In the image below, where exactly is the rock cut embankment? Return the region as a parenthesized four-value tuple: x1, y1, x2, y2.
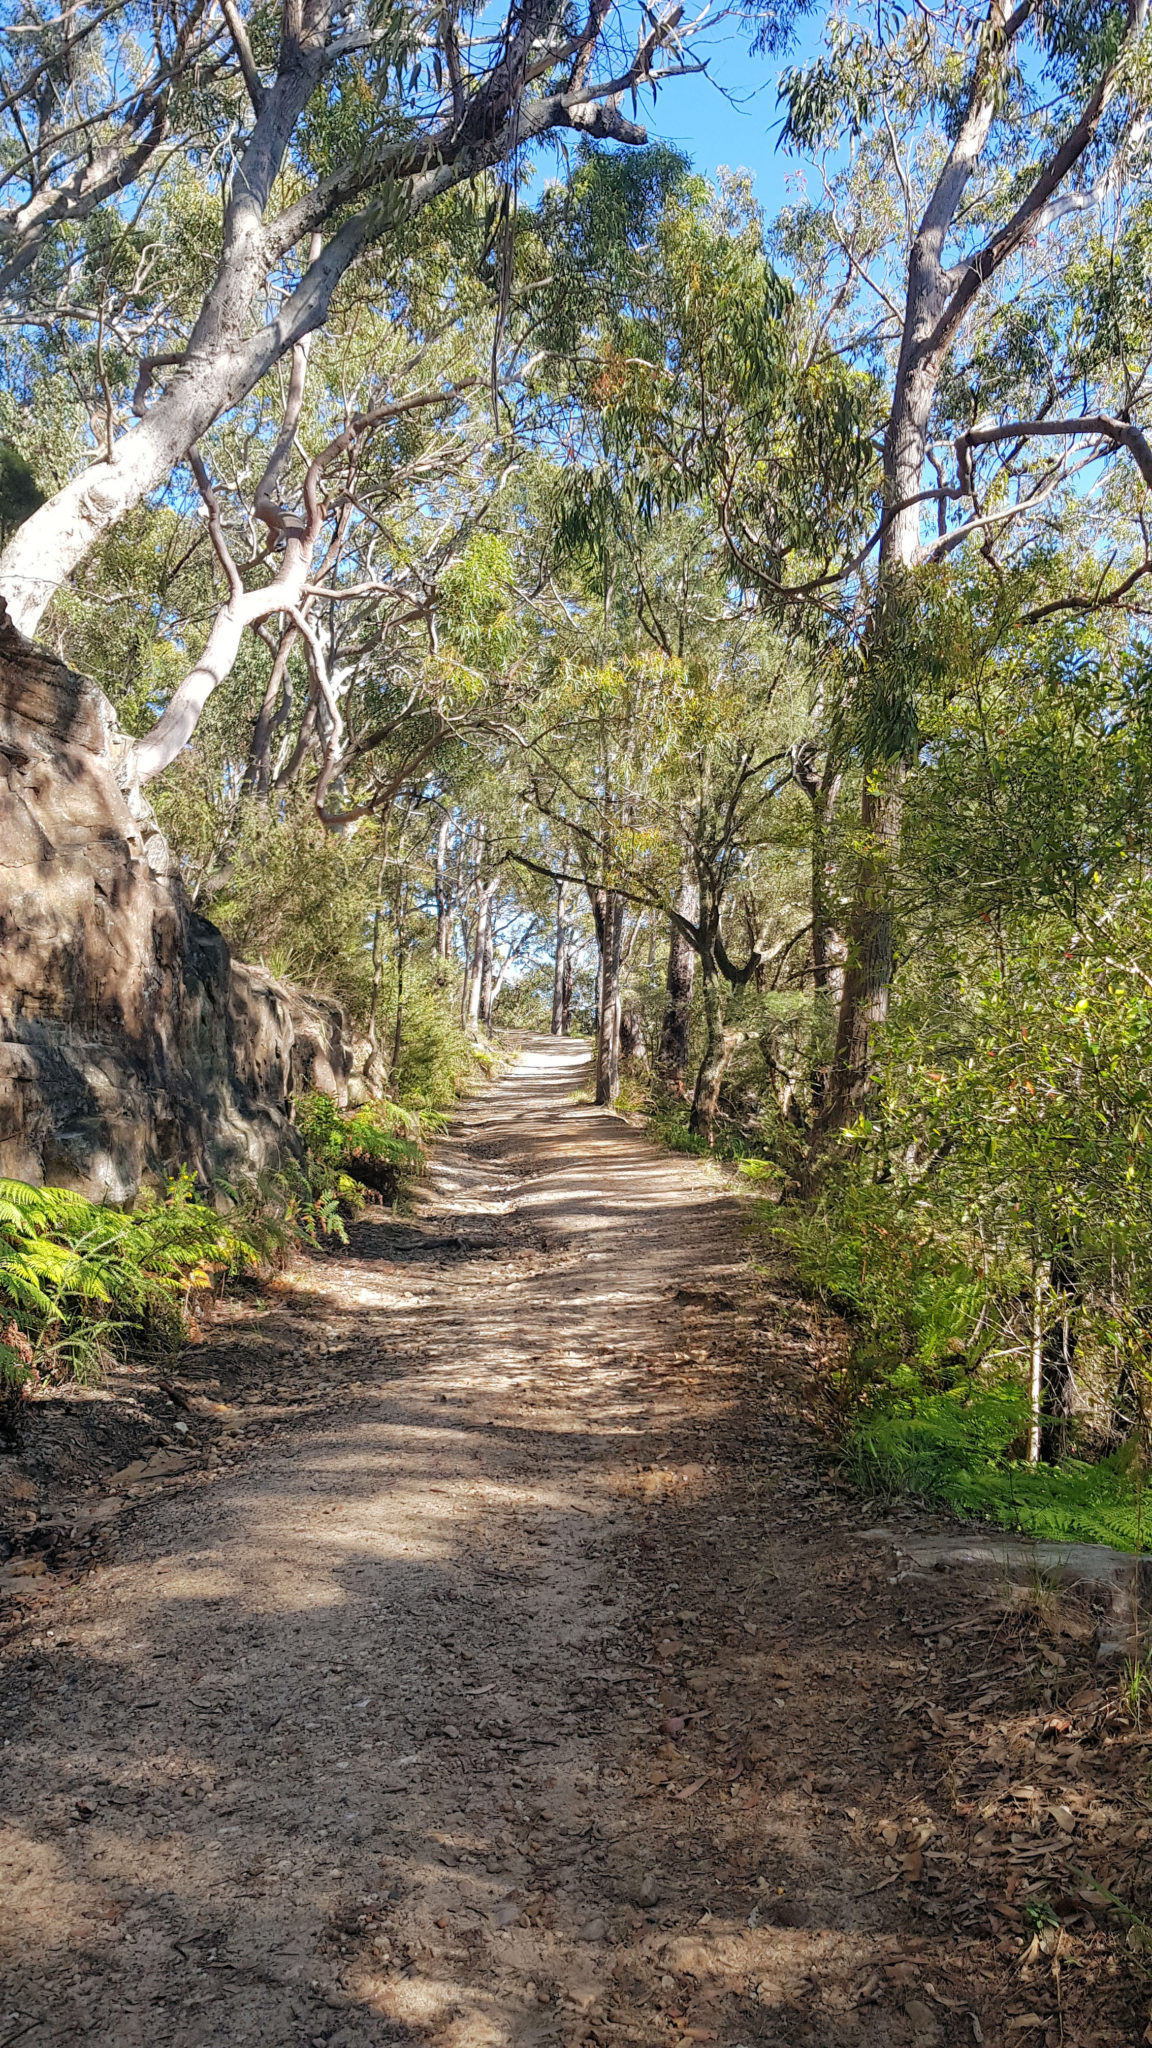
(0, 604, 354, 1200)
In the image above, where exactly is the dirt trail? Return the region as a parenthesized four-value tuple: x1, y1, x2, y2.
(0, 1037, 1147, 2048)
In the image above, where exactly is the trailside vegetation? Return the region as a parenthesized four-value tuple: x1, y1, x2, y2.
(4, 0, 1152, 1539)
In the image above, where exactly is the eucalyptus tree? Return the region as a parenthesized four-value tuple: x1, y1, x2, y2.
(0, 0, 697, 644)
(762, 0, 1152, 1132)
(522, 144, 877, 1108)
(128, 346, 486, 801)
(507, 495, 806, 1126)
(529, 7, 1152, 1134)
(519, 165, 841, 1119)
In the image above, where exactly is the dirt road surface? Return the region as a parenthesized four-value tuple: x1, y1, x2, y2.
(1, 1039, 1147, 2047)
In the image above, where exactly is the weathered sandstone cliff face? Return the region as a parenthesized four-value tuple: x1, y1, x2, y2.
(0, 606, 351, 1200)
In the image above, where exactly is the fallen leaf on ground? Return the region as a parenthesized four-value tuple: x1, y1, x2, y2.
(676, 1776, 708, 1800)
(905, 1997, 940, 2040)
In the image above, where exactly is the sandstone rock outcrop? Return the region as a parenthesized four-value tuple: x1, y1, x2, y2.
(0, 606, 352, 1200)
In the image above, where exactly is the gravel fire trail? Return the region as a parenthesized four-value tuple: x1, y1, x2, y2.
(2, 1036, 1134, 2047)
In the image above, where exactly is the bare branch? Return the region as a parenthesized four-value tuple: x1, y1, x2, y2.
(186, 447, 244, 607)
(957, 413, 1152, 493)
(219, 0, 265, 113)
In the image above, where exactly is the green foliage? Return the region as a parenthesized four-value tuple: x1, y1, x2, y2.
(766, 895, 1152, 1543)
(845, 1386, 1152, 1551)
(528, 157, 879, 591)
(0, 1172, 266, 1385)
(390, 981, 487, 1108)
(645, 1096, 714, 1158)
(0, 439, 44, 545)
(779, 42, 877, 151)
(293, 1093, 426, 1203)
(774, 1179, 992, 1384)
(646, 1087, 783, 1165)
(193, 795, 381, 1025)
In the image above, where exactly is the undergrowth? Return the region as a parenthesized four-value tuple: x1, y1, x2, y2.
(640, 1081, 1152, 1553)
(768, 1175, 1152, 1554)
(0, 1091, 442, 1395)
(0, 1172, 270, 1391)
(293, 1092, 433, 1204)
(844, 1385, 1152, 1551)
(643, 1087, 779, 1169)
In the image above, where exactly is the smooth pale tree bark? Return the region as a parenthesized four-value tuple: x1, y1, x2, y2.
(134, 535, 311, 783)
(550, 880, 569, 1035)
(0, 0, 667, 636)
(130, 380, 459, 786)
(467, 870, 498, 1031)
(814, 0, 1151, 1135)
(489, 918, 539, 1019)
(466, 912, 484, 1027)
(656, 874, 698, 1088)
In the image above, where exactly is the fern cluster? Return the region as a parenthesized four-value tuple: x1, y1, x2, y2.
(0, 1172, 265, 1388)
(847, 1386, 1152, 1553)
(0, 1087, 444, 1392)
(293, 1092, 429, 1204)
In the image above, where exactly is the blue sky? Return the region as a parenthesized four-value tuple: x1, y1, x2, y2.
(638, 23, 820, 220)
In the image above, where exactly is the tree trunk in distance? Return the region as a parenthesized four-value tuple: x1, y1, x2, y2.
(560, 949, 573, 1035)
(368, 903, 385, 1051)
(392, 912, 407, 1075)
(1027, 1258, 1048, 1465)
(592, 888, 624, 1107)
(479, 898, 495, 1030)
(551, 881, 567, 1034)
(592, 928, 603, 1045)
(434, 817, 451, 969)
(656, 877, 698, 1089)
(466, 895, 487, 1029)
(689, 958, 734, 1140)
(1041, 1247, 1080, 1462)
(458, 908, 473, 1029)
(467, 829, 488, 1030)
